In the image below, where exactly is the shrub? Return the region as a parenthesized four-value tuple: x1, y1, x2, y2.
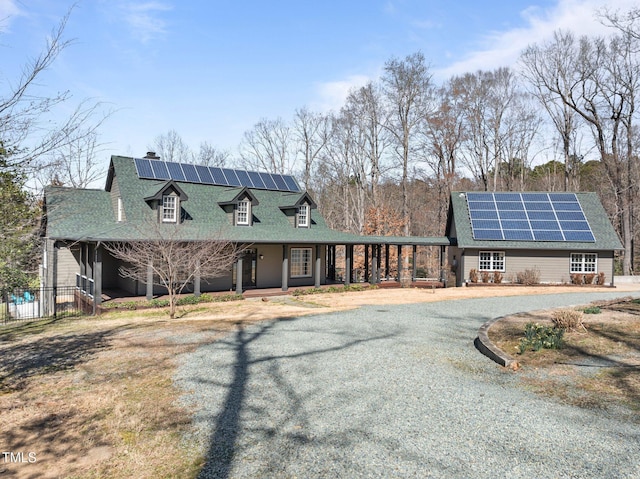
(584, 273, 596, 284)
(597, 272, 606, 285)
(493, 271, 503, 284)
(551, 308, 585, 331)
(469, 268, 479, 283)
(516, 267, 540, 286)
(583, 306, 601, 314)
(570, 273, 583, 285)
(481, 271, 490, 283)
(518, 322, 564, 353)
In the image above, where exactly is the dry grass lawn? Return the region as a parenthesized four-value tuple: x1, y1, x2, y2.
(1, 284, 639, 478)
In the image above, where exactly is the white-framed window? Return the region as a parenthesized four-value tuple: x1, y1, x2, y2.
(162, 194, 177, 222)
(297, 204, 309, 227)
(237, 199, 250, 225)
(290, 247, 312, 277)
(117, 197, 124, 222)
(479, 251, 505, 271)
(570, 253, 597, 273)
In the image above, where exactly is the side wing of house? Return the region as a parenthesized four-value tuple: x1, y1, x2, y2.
(446, 191, 623, 286)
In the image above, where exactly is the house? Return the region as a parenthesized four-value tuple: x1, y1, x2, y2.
(41, 155, 448, 311)
(445, 191, 623, 286)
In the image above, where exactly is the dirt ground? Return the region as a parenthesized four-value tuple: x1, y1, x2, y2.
(1, 283, 639, 479)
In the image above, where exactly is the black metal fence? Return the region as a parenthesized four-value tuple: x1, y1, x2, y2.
(1, 286, 86, 325)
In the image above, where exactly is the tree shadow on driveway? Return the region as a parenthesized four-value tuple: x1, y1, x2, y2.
(189, 315, 400, 479)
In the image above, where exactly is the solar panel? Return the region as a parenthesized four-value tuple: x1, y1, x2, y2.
(134, 158, 154, 179)
(504, 229, 534, 241)
(133, 158, 302, 192)
(181, 163, 200, 183)
(473, 229, 504, 240)
(260, 173, 277, 190)
(271, 174, 287, 190)
(473, 210, 499, 220)
(564, 231, 596, 242)
(466, 192, 595, 242)
(556, 211, 586, 221)
(472, 219, 501, 229)
(195, 165, 215, 184)
(498, 210, 527, 220)
(166, 162, 186, 182)
(235, 170, 253, 188)
(222, 168, 242, 187)
(150, 160, 170, 180)
(502, 220, 530, 230)
(248, 171, 266, 189)
(209, 167, 227, 185)
(283, 175, 300, 192)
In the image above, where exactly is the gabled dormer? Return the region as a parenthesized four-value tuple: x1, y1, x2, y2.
(144, 180, 189, 223)
(280, 192, 317, 228)
(218, 187, 259, 226)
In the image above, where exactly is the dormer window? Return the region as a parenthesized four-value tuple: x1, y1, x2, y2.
(297, 204, 309, 228)
(237, 199, 250, 225)
(162, 194, 177, 222)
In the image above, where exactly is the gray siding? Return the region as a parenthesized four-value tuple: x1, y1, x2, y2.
(459, 248, 614, 285)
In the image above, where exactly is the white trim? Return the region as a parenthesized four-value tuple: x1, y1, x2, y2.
(162, 194, 177, 222)
(237, 199, 250, 225)
(290, 247, 312, 277)
(570, 252, 597, 273)
(117, 197, 124, 222)
(297, 204, 309, 228)
(478, 251, 505, 272)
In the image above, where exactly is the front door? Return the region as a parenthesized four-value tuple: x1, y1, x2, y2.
(233, 249, 257, 290)
(242, 249, 257, 288)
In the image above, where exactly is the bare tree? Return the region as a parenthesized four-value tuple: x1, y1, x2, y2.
(382, 51, 433, 236)
(292, 107, 330, 191)
(239, 118, 293, 174)
(422, 81, 466, 225)
(196, 141, 230, 167)
(104, 224, 242, 318)
(521, 31, 583, 191)
(0, 7, 109, 175)
(342, 82, 390, 209)
(148, 129, 192, 162)
(36, 113, 112, 189)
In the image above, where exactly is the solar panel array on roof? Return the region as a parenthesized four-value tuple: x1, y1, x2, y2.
(134, 158, 301, 192)
(466, 192, 595, 242)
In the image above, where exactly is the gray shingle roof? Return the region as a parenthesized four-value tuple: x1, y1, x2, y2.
(446, 191, 623, 251)
(44, 156, 449, 246)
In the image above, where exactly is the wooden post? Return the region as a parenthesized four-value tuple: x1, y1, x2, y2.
(345, 245, 352, 286)
(282, 245, 289, 291)
(236, 256, 243, 295)
(315, 245, 321, 288)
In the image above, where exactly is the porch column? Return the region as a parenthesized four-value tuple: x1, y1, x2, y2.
(93, 244, 102, 313)
(412, 245, 417, 281)
(236, 256, 243, 295)
(315, 245, 321, 288)
(397, 245, 403, 281)
(364, 245, 369, 282)
(371, 245, 378, 285)
(146, 261, 153, 300)
(439, 245, 446, 283)
(194, 259, 201, 297)
(377, 245, 382, 282)
(282, 245, 289, 291)
(345, 245, 352, 286)
(385, 244, 390, 280)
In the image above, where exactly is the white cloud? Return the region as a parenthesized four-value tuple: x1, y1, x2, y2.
(120, 1, 172, 43)
(312, 75, 371, 113)
(436, 0, 640, 79)
(0, 0, 23, 32)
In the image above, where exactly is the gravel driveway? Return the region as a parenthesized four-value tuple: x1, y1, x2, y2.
(175, 292, 640, 478)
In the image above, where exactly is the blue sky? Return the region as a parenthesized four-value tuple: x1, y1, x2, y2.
(1, 0, 637, 170)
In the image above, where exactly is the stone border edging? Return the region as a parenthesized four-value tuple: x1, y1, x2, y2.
(475, 316, 519, 369)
